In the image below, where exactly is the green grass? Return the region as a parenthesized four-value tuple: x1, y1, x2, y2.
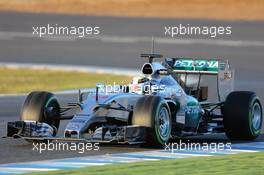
(27, 152, 264, 175)
(0, 68, 131, 94)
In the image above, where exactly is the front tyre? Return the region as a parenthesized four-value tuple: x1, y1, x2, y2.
(21, 91, 61, 134)
(223, 91, 263, 140)
(132, 96, 171, 147)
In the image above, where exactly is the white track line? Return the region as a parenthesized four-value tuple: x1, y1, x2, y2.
(0, 62, 139, 76)
(1, 31, 264, 47)
(229, 149, 259, 153)
(47, 162, 110, 166)
(0, 167, 58, 172)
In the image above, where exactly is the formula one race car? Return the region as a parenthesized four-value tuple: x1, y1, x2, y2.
(6, 54, 263, 147)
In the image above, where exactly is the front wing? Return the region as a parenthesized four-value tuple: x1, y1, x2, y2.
(5, 121, 148, 144)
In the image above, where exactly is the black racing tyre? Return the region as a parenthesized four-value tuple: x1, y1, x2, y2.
(223, 91, 263, 140)
(132, 96, 171, 147)
(21, 91, 61, 133)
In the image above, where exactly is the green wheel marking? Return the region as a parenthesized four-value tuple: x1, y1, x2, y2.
(249, 97, 262, 136)
(154, 102, 171, 145)
(45, 96, 56, 108)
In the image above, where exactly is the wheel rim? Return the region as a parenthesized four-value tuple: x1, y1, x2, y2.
(44, 97, 60, 130)
(158, 107, 170, 139)
(252, 102, 261, 130)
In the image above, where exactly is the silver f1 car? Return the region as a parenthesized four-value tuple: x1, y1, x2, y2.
(6, 54, 263, 147)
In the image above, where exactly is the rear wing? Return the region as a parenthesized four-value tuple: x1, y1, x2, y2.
(165, 58, 234, 102)
(168, 58, 229, 75)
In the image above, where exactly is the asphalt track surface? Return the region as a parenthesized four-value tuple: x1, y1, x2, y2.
(0, 12, 264, 164)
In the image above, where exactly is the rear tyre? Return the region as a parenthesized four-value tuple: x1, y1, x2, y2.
(132, 96, 171, 147)
(223, 91, 262, 140)
(21, 91, 61, 135)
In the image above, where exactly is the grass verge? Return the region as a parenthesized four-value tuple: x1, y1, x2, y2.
(0, 0, 264, 20)
(27, 151, 264, 175)
(0, 67, 131, 94)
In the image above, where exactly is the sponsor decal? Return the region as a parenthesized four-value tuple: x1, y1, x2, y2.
(174, 59, 218, 71)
